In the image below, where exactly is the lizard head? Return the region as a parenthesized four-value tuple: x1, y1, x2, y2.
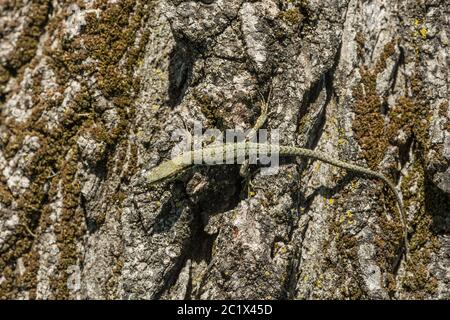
(147, 155, 190, 185)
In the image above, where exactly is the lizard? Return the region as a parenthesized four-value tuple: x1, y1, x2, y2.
(146, 95, 409, 260)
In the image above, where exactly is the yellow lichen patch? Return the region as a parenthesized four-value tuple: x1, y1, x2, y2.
(337, 138, 347, 147)
(419, 27, 428, 40)
(412, 17, 428, 41)
(346, 210, 353, 219)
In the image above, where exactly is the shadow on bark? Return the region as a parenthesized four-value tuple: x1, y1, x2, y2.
(167, 40, 195, 107)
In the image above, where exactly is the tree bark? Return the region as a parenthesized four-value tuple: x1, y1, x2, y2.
(0, 0, 449, 299)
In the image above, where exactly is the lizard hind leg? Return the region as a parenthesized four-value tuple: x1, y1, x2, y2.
(239, 166, 259, 199)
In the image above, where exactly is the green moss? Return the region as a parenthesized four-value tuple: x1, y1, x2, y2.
(44, 0, 148, 297)
(436, 100, 450, 133)
(320, 33, 440, 295)
(0, 0, 151, 298)
(105, 250, 124, 298)
(0, 65, 8, 85)
(0, 0, 51, 101)
(279, 8, 303, 25)
(351, 28, 441, 296)
(6, 1, 50, 70)
(0, 184, 13, 206)
(399, 161, 439, 297)
(352, 39, 396, 168)
(315, 187, 372, 299)
(355, 32, 366, 59)
(351, 40, 410, 272)
(276, 0, 311, 36)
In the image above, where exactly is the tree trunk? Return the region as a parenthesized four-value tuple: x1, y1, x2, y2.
(0, 0, 448, 299)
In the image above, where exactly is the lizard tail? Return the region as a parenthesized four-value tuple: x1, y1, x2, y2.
(282, 146, 409, 260)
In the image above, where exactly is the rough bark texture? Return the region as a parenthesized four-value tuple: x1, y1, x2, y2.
(0, 0, 449, 299)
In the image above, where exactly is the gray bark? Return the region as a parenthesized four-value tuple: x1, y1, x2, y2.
(0, 0, 449, 299)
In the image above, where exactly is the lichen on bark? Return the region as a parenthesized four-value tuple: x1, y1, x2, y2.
(0, 0, 449, 299)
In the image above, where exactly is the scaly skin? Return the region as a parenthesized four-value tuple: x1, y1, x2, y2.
(147, 142, 408, 258)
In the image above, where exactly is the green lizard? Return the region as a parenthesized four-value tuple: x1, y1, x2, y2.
(147, 97, 409, 259)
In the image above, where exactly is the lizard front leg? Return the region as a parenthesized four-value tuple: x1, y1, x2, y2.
(239, 90, 270, 198)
